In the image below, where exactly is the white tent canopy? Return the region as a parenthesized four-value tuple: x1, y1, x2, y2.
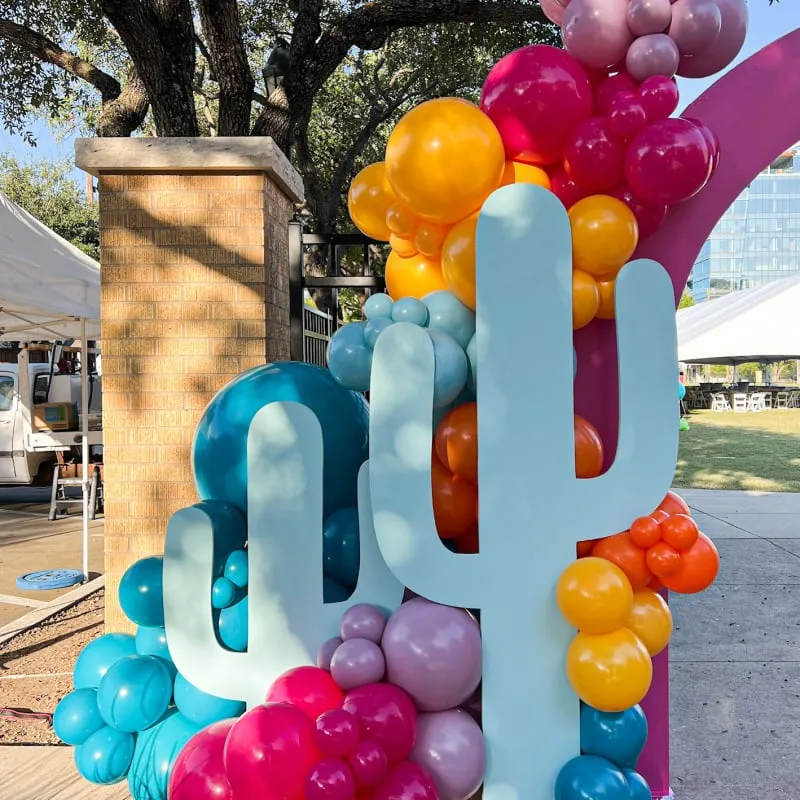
(678, 275, 800, 365)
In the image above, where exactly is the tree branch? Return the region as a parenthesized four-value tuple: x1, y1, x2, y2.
(97, 68, 150, 137)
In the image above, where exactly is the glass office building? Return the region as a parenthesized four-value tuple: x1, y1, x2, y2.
(690, 147, 800, 303)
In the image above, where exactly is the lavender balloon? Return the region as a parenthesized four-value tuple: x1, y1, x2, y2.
(627, 0, 673, 36)
(317, 636, 343, 671)
(410, 710, 486, 800)
(561, 0, 634, 70)
(676, 0, 747, 78)
(626, 33, 680, 80)
(340, 604, 387, 644)
(381, 598, 482, 712)
(330, 638, 386, 691)
(541, 0, 572, 26)
(669, 0, 722, 53)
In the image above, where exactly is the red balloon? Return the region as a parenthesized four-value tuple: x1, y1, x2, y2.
(595, 71, 639, 115)
(223, 703, 321, 800)
(550, 168, 588, 211)
(638, 75, 680, 121)
(480, 45, 593, 165)
(371, 761, 438, 800)
(608, 184, 668, 239)
(606, 93, 649, 142)
(168, 718, 234, 800)
(306, 757, 357, 800)
(563, 117, 626, 192)
(266, 666, 344, 721)
(625, 118, 712, 206)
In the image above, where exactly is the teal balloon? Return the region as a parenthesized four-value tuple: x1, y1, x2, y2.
(327, 322, 373, 392)
(74, 725, 135, 785)
(466, 333, 477, 393)
(211, 577, 237, 609)
(218, 595, 248, 651)
(223, 549, 248, 588)
(580, 703, 648, 769)
(97, 655, 173, 733)
(135, 626, 176, 682)
(196, 500, 247, 575)
(119, 557, 164, 628)
(364, 317, 393, 349)
(428, 329, 469, 408)
(324, 575, 352, 603)
(173, 672, 245, 727)
(624, 769, 653, 800)
(54, 688, 105, 746)
(74, 633, 137, 690)
(423, 290, 476, 349)
(193, 362, 369, 518)
(555, 755, 629, 800)
(678, 382, 686, 400)
(364, 293, 394, 320)
(391, 297, 429, 326)
(127, 709, 201, 800)
(323, 507, 359, 589)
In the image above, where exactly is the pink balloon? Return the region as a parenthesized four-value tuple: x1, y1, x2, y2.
(627, 0, 673, 36)
(540, 0, 572, 25)
(223, 703, 321, 800)
(607, 93, 649, 142)
(609, 184, 669, 239)
(306, 758, 357, 800)
(330, 638, 386, 691)
(314, 709, 361, 758)
(480, 45, 593, 165)
(168, 718, 234, 800)
(676, 0, 747, 78)
(639, 75, 680, 120)
(348, 741, 389, 789)
(669, 0, 723, 55)
(595, 71, 639, 115)
(549, 168, 588, 211)
(563, 117, 626, 192)
(561, 0, 634, 70)
(371, 761, 438, 800)
(340, 605, 387, 644)
(625, 118, 712, 205)
(684, 118, 721, 174)
(626, 33, 680, 81)
(266, 666, 344, 721)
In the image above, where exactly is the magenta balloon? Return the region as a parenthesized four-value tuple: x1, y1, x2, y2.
(639, 75, 680, 120)
(561, 0, 634, 70)
(563, 117, 626, 192)
(340, 604, 387, 644)
(381, 598, 482, 713)
(348, 740, 389, 788)
(627, 0, 673, 36)
(306, 757, 357, 800)
(669, 0, 723, 55)
(409, 710, 486, 800)
(595, 71, 639, 115)
(541, 0, 571, 25)
(676, 0, 747, 78)
(314, 709, 361, 758)
(372, 761, 438, 800)
(550, 168, 588, 211)
(607, 93, 649, 142)
(330, 638, 386, 691)
(317, 637, 343, 671)
(480, 45, 593, 165)
(625, 118, 712, 205)
(626, 33, 680, 81)
(608, 184, 669, 239)
(168, 718, 234, 800)
(684, 118, 721, 174)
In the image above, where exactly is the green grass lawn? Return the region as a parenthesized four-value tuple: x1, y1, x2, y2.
(674, 409, 800, 492)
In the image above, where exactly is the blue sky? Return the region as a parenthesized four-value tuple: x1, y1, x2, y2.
(0, 1, 797, 181)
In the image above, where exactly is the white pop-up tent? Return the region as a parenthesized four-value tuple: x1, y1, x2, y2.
(0, 189, 100, 582)
(678, 275, 800, 365)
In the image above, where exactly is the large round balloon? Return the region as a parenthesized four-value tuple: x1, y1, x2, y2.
(323, 507, 360, 590)
(569, 196, 639, 278)
(441, 215, 478, 311)
(563, 118, 625, 194)
(561, 0, 634, 70)
(266, 666, 344, 721)
(555, 754, 630, 800)
(675, 0, 748, 79)
(174, 673, 245, 728)
(193, 362, 369, 518)
(626, 589, 673, 656)
(659, 531, 720, 593)
(168, 718, 235, 800)
(73, 633, 138, 690)
(385, 97, 505, 225)
(580, 703, 648, 769)
(348, 162, 394, 241)
(119, 556, 165, 628)
(327, 323, 373, 393)
(386, 251, 447, 302)
(75, 725, 136, 785)
(54, 688, 105, 746)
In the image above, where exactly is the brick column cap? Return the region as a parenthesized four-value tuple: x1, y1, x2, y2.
(76, 136, 304, 204)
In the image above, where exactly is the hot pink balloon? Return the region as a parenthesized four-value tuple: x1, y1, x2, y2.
(627, 0, 673, 36)
(540, 0, 572, 26)
(669, 0, 723, 55)
(348, 741, 389, 789)
(549, 168, 588, 211)
(639, 75, 680, 120)
(684, 118, 721, 174)
(609, 184, 669, 239)
(561, 0, 634, 70)
(314, 709, 361, 758)
(563, 117, 626, 192)
(595, 71, 639, 115)
(371, 761, 438, 800)
(306, 758, 357, 800)
(607, 93, 649, 142)
(168, 718, 234, 800)
(626, 33, 680, 81)
(676, 0, 748, 78)
(266, 666, 344, 721)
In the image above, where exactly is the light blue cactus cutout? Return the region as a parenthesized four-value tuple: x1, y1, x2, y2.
(368, 184, 679, 799)
(163, 402, 404, 709)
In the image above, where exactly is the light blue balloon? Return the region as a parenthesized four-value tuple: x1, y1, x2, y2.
(127, 709, 201, 800)
(364, 293, 394, 320)
(74, 633, 137, 690)
(466, 333, 477, 394)
(193, 362, 369, 519)
(74, 725, 135, 785)
(624, 769, 653, 800)
(135, 627, 171, 663)
(218, 595, 248, 651)
(322, 507, 360, 589)
(173, 672, 245, 727)
(324, 575, 352, 603)
(119, 557, 164, 628)
(327, 322, 373, 392)
(211, 576, 237, 609)
(54, 688, 105, 746)
(423, 290, 476, 349)
(223, 549, 248, 588)
(574, 347, 578, 380)
(97, 655, 173, 733)
(364, 317, 393, 349)
(678, 381, 686, 400)
(580, 703, 648, 769)
(555, 755, 629, 800)
(391, 297, 429, 326)
(428, 329, 469, 408)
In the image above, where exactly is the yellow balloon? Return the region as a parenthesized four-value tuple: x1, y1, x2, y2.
(556, 556, 634, 634)
(626, 590, 673, 656)
(386, 203, 419, 238)
(572, 270, 600, 331)
(385, 251, 446, 301)
(414, 222, 450, 258)
(569, 195, 639, 277)
(390, 234, 419, 259)
(596, 274, 616, 320)
(347, 162, 394, 241)
(441, 214, 478, 311)
(566, 629, 653, 712)
(500, 161, 552, 190)
(385, 98, 505, 225)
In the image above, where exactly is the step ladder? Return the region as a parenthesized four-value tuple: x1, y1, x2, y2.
(48, 462, 104, 521)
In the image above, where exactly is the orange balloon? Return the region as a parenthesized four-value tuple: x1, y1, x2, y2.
(386, 203, 420, 238)
(629, 516, 662, 549)
(596, 275, 616, 320)
(574, 415, 604, 478)
(651, 510, 670, 524)
(573, 270, 600, 330)
(648, 576, 665, 592)
(385, 97, 505, 225)
(593, 532, 652, 591)
(645, 542, 682, 577)
(390, 233, 418, 258)
(577, 540, 595, 558)
(432, 457, 478, 540)
(386, 251, 446, 301)
(660, 532, 720, 594)
(455, 524, 479, 554)
(441, 214, 478, 311)
(435, 402, 478, 482)
(656, 490, 691, 518)
(415, 222, 450, 258)
(660, 514, 699, 552)
(569, 195, 639, 277)
(347, 162, 394, 240)
(500, 161, 552, 190)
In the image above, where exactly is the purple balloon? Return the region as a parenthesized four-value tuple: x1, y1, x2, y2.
(330, 638, 386, 691)
(676, 0, 747, 78)
(561, 0, 634, 70)
(627, 0, 673, 36)
(669, 0, 723, 55)
(541, 0, 572, 25)
(381, 599, 482, 712)
(317, 636, 343, 671)
(626, 33, 680, 81)
(410, 710, 486, 800)
(340, 604, 387, 644)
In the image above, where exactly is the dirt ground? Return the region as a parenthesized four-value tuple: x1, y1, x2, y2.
(0, 591, 104, 745)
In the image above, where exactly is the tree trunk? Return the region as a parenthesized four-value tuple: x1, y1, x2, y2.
(97, 70, 149, 137)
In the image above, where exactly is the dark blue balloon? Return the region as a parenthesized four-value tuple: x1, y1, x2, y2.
(555, 755, 630, 800)
(193, 362, 369, 518)
(624, 769, 653, 800)
(54, 688, 105, 746)
(119, 557, 164, 628)
(323, 575, 353, 603)
(223, 549, 249, 588)
(195, 500, 247, 575)
(74, 725, 135, 785)
(211, 576, 238, 609)
(580, 703, 648, 769)
(323, 507, 360, 589)
(73, 633, 137, 690)
(218, 595, 248, 651)
(173, 672, 245, 727)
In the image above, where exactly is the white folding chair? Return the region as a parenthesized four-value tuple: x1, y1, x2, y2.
(711, 393, 731, 412)
(733, 393, 748, 413)
(763, 392, 773, 409)
(776, 392, 790, 409)
(747, 393, 765, 412)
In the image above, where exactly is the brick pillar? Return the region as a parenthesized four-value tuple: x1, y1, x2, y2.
(76, 138, 304, 631)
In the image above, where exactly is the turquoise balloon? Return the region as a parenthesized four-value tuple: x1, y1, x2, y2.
(196, 500, 247, 575)
(173, 672, 245, 727)
(223, 549, 248, 588)
(580, 703, 648, 769)
(119, 557, 164, 628)
(74, 725, 135, 785)
(624, 769, 653, 800)
(364, 293, 394, 320)
(211, 576, 237, 609)
(54, 688, 105, 746)
(193, 362, 369, 518)
(324, 575, 352, 603)
(364, 317, 393, 349)
(218, 595, 248, 651)
(327, 322, 373, 392)
(555, 755, 629, 800)
(391, 297, 429, 326)
(127, 710, 201, 800)
(74, 633, 137, 690)
(97, 655, 173, 733)
(466, 333, 477, 393)
(423, 290, 476, 349)
(135, 626, 176, 682)
(678, 382, 686, 400)
(428, 329, 469, 408)
(323, 507, 359, 589)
